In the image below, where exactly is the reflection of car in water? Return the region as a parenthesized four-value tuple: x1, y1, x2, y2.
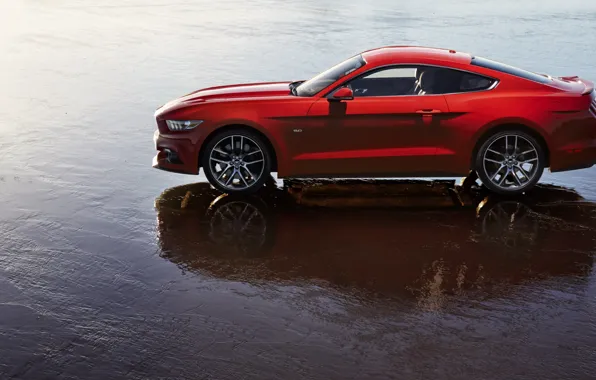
(155, 180, 594, 301)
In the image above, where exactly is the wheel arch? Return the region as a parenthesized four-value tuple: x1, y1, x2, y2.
(471, 121, 551, 169)
(198, 123, 279, 172)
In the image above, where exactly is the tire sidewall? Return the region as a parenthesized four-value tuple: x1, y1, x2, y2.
(475, 130, 545, 195)
(201, 129, 272, 194)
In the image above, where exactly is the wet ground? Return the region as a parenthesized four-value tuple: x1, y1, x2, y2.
(2, 0, 596, 379)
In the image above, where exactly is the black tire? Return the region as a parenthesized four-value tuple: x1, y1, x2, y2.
(201, 128, 272, 195)
(204, 194, 276, 257)
(475, 130, 545, 195)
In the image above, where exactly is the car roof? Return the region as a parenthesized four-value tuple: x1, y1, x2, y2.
(361, 46, 472, 66)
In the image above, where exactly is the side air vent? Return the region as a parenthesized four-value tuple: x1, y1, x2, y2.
(590, 92, 596, 118)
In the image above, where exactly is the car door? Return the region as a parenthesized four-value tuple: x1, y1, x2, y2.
(429, 68, 500, 175)
(288, 66, 450, 177)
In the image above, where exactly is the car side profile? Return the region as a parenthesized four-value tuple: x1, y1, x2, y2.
(153, 46, 596, 194)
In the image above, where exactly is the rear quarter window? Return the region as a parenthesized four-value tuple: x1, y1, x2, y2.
(471, 56, 551, 85)
(459, 73, 494, 91)
(433, 68, 495, 94)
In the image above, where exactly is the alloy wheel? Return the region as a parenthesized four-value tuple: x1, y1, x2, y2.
(482, 134, 540, 191)
(208, 135, 266, 191)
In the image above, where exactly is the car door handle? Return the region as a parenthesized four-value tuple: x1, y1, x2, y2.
(416, 109, 442, 114)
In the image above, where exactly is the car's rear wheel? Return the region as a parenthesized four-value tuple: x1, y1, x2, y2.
(475, 130, 545, 195)
(201, 129, 271, 194)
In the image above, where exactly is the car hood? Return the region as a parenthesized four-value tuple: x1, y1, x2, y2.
(182, 81, 292, 101)
(155, 81, 294, 117)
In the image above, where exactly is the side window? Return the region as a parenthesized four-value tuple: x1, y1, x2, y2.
(433, 69, 495, 94)
(346, 66, 495, 97)
(349, 67, 420, 97)
(459, 73, 494, 91)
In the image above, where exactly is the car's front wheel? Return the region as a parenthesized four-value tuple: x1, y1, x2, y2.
(475, 130, 545, 195)
(201, 129, 271, 194)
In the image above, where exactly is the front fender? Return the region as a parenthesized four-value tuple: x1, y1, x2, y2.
(204, 118, 287, 175)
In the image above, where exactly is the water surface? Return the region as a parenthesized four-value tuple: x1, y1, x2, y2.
(1, 0, 596, 379)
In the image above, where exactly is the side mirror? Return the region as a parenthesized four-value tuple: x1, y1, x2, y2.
(330, 87, 354, 101)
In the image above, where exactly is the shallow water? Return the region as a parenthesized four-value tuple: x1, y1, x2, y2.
(1, 0, 596, 379)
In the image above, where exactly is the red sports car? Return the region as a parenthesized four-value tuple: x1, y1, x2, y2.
(153, 46, 596, 194)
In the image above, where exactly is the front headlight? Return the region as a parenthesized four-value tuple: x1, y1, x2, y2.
(165, 120, 204, 131)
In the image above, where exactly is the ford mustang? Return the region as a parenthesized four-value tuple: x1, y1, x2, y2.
(153, 46, 596, 194)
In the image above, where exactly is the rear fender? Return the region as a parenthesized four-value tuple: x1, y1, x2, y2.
(470, 117, 551, 167)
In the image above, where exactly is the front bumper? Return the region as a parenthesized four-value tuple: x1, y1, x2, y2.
(153, 130, 199, 175)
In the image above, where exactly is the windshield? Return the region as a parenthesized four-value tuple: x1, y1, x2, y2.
(296, 55, 365, 97)
(471, 56, 551, 85)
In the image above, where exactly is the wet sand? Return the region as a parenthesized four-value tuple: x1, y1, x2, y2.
(2, 0, 596, 379)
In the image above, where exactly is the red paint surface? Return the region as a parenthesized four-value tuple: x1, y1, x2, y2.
(294, 147, 441, 160)
(153, 46, 596, 177)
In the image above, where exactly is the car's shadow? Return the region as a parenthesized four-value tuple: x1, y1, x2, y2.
(155, 179, 596, 301)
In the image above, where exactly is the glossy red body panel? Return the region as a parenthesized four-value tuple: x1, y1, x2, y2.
(153, 46, 596, 177)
